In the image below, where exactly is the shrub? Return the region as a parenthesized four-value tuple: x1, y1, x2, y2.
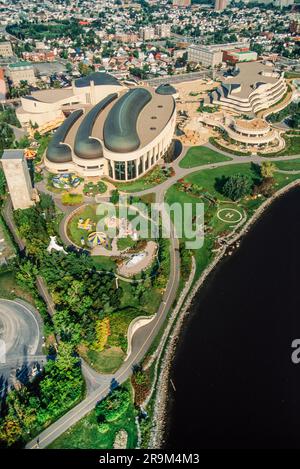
(93, 318, 110, 352)
(98, 423, 110, 433)
(61, 193, 83, 205)
(96, 387, 130, 423)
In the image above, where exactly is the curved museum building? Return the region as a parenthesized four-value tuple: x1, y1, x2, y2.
(43, 78, 176, 180)
(16, 72, 124, 128)
(209, 62, 287, 114)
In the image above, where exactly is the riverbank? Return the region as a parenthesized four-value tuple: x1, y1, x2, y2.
(149, 178, 300, 448)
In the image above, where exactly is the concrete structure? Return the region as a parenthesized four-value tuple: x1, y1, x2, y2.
(7, 62, 36, 86)
(139, 27, 155, 41)
(173, 0, 191, 6)
(0, 41, 13, 58)
(209, 62, 287, 114)
(44, 82, 176, 181)
(187, 41, 250, 68)
(223, 49, 258, 64)
(155, 24, 171, 38)
(199, 112, 280, 147)
(275, 0, 294, 7)
(16, 72, 123, 128)
(1, 149, 35, 210)
(214, 0, 227, 11)
(290, 15, 300, 34)
(0, 69, 6, 101)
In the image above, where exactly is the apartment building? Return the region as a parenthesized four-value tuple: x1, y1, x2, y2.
(187, 41, 251, 67)
(139, 27, 155, 41)
(155, 24, 171, 38)
(0, 41, 13, 58)
(7, 62, 37, 86)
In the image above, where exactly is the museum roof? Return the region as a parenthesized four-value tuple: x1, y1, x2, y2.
(75, 72, 121, 88)
(220, 62, 281, 99)
(74, 93, 118, 159)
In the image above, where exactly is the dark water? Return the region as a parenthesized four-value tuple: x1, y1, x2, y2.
(165, 187, 300, 449)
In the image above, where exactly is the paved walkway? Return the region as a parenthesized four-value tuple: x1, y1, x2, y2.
(26, 142, 300, 449)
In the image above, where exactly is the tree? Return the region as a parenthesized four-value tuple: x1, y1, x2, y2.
(261, 161, 276, 179)
(221, 174, 252, 201)
(0, 168, 6, 195)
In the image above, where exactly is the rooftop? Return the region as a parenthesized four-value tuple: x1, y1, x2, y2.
(8, 61, 33, 69)
(220, 62, 281, 99)
(235, 118, 269, 130)
(75, 72, 121, 88)
(1, 149, 25, 160)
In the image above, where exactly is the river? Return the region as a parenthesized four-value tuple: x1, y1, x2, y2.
(165, 186, 300, 449)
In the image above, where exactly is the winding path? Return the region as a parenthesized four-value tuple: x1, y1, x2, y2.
(26, 141, 300, 449)
(0, 299, 44, 393)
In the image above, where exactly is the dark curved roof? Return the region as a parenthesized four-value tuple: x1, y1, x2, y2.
(75, 72, 121, 88)
(74, 93, 118, 160)
(46, 109, 83, 163)
(155, 84, 177, 95)
(103, 88, 152, 153)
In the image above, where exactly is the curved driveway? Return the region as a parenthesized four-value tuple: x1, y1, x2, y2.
(0, 299, 44, 392)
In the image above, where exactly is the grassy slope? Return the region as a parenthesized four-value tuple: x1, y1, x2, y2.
(48, 384, 137, 449)
(166, 163, 300, 278)
(275, 159, 300, 171)
(179, 146, 232, 169)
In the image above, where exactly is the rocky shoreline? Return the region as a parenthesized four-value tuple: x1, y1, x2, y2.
(149, 179, 300, 449)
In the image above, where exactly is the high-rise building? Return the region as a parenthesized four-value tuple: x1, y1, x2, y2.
(290, 15, 300, 34)
(139, 27, 155, 41)
(1, 149, 35, 210)
(172, 0, 191, 7)
(0, 69, 6, 101)
(214, 0, 227, 11)
(155, 24, 171, 38)
(275, 0, 294, 6)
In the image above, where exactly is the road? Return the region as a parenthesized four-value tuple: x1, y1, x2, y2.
(0, 299, 44, 394)
(26, 142, 300, 449)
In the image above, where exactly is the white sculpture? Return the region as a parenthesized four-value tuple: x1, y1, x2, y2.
(47, 236, 67, 255)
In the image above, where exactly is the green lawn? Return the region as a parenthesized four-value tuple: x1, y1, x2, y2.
(84, 347, 125, 374)
(67, 205, 98, 247)
(91, 255, 116, 272)
(117, 236, 136, 251)
(0, 270, 34, 303)
(275, 159, 300, 171)
(48, 384, 137, 449)
(112, 167, 168, 193)
(179, 146, 232, 169)
(165, 163, 300, 278)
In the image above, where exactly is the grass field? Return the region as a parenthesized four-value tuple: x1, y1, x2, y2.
(179, 146, 232, 169)
(165, 163, 300, 278)
(83, 347, 125, 374)
(275, 159, 300, 171)
(91, 255, 117, 272)
(0, 270, 34, 303)
(48, 383, 137, 449)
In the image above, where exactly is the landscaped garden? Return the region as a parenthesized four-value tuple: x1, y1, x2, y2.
(179, 145, 232, 169)
(165, 162, 300, 278)
(113, 166, 173, 193)
(48, 384, 137, 449)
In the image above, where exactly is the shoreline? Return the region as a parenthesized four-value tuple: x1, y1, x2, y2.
(148, 178, 300, 449)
